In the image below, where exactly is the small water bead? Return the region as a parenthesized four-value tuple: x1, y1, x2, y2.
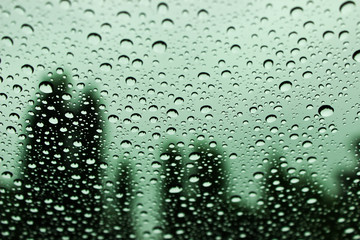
(162, 18, 174, 28)
(263, 59, 273, 69)
(22, 64, 34, 75)
(352, 50, 360, 62)
(323, 31, 334, 40)
(2, 36, 14, 46)
(230, 44, 241, 53)
(318, 105, 334, 117)
(87, 33, 102, 44)
(340, 1, 355, 14)
(197, 9, 209, 19)
(39, 81, 53, 93)
(152, 41, 167, 53)
(117, 11, 131, 21)
(157, 2, 168, 14)
(100, 63, 112, 72)
(198, 72, 210, 81)
(189, 152, 201, 161)
(200, 105, 212, 113)
(189, 175, 199, 183)
(290, 7, 303, 18)
(279, 81, 292, 92)
(132, 59, 143, 68)
(174, 97, 184, 105)
(118, 55, 130, 64)
(253, 172, 264, 179)
(21, 24, 34, 34)
(303, 71, 313, 79)
(121, 140, 132, 148)
(230, 195, 242, 203)
(108, 115, 119, 123)
(125, 77, 136, 86)
(120, 39, 133, 48)
(265, 114, 277, 123)
(166, 109, 178, 118)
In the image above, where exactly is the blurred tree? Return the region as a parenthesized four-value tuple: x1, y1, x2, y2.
(11, 72, 105, 239)
(332, 137, 360, 238)
(160, 141, 190, 239)
(259, 152, 334, 240)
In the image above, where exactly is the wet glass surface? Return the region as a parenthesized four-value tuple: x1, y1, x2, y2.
(0, 0, 360, 239)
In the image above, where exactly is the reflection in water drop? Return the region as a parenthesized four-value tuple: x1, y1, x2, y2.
(39, 82, 53, 93)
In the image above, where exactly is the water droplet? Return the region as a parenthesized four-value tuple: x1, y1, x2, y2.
(1, 171, 13, 179)
(166, 109, 178, 118)
(60, 0, 71, 9)
(303, 141, 313, 148)
(49, 117, 58, 124)
(125, 77, 136, 86)
(87, 33, 102, 44)
(162, 18, 174, 28)
(189, 152, 201, 161)
(198, 72, 210, 81)
(21, 24, 34, 34)
(152, 41, 167, 53)
(157, 2, 168, 14)
(2, 36, 13, 46)
(230, 44, 241, 53)
(352, 50, 360, 62)
(120, 39, 133, 48)
(290, 7, 303, 18)
(121, 140, 132, 148)
(318, 105, 334, 117)
(6, 126, 16, 134)
(303, 71, 313, 79)
(279, 81, 292, 92)
(21, 64, 34, 75)
(307, 198, 317, 204)
(263, 59, 273, 69)
(132, 59, 143, 68)
(265, 114, 277, 123)
(151, 161, 161, 169)
(323, 31, 334, 40)
(200, 105, 212, 113)
(118, 55, 130, 64)
(340, 1, 355, 14)
(197, 9, 209, 19)
(100, 63, 112, 72)
(169, 186, 182, 193)
(189, 175, 199, 183)
(39, 81, 53, 93)
(117, 11, 131, 21)
(108, 115, 119, 123)
(230, 195, 241, 203)
(253, 172, 264, 179)
(174, 97, 184, 105)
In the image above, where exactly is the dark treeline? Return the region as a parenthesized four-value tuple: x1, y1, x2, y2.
(0, 70, 360, 239)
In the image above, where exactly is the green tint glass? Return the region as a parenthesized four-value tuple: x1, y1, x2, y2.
(0, 0, 360, 239)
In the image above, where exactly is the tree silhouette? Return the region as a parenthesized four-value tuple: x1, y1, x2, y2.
(332, 136, 360, 238)
(259, 152, 335, 240)
(9, 71, 105, 239)
(160, 141, 190, 239)
(107, 159, 135, 239)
